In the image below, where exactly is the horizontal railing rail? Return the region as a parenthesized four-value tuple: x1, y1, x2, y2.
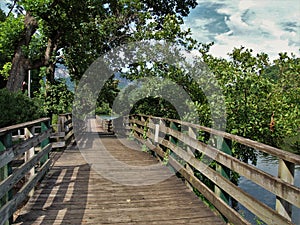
(128, 114, 300, 225)
(0, 118, 52, 225)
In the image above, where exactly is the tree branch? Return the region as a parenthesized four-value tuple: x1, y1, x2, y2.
(6, 0, 18, 17)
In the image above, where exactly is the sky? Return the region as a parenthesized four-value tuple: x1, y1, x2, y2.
(0, 1, 7, 10)
(183, 0, 300, 60)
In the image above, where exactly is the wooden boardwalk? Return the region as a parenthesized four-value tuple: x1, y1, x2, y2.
(13, 119, 225, 225)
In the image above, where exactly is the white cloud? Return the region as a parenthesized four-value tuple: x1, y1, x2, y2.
(186, 0, 300, 60)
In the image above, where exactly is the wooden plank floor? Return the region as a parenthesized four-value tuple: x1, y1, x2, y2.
(13, 119, 225, 225)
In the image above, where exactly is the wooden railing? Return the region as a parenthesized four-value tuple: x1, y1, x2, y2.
(51, 113, 74, 148)
(128, 114, 300, 225)
(0, 118, 52, 225)
(96, 116, 113, 133)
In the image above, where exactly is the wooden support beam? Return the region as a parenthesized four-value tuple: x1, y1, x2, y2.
(0, 144, 51, 200)
(0, 129, 51, 169)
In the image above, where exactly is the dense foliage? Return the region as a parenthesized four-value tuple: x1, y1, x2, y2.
(201, 47, 300, 154)
(35, 79, 74, 116)
(0, 88, 44, 127)
(119, 44, 299, 155)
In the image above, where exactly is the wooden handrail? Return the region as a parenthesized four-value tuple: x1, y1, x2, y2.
(0, 118, 50, 136)
(128, 114, 300, 225)
(0, 118, 52, 225)
(136, 114, 300, 164)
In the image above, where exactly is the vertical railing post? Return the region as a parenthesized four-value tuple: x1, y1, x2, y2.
(158, 118, 168, 162)
(0, 132, 12, 225)
(186, 126, 196, 190)
(24, 127, 35, 197)
(159, 118, 166, 142)
(276, 159, 294, 221)
(147, 117, 158, 157)
(168, 121, 179, 168)
(169, 121, 178, 145)
(215, 137, 231, 215)
(153, 120, 159, 144)
(129, 115, 136, 138)
(58, 114, 65, 133)
(40, 121, 50, 165)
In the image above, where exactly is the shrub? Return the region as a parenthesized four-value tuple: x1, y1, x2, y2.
(0, 88, 44, 127)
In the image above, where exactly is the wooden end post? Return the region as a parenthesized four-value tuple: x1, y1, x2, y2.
(154, 123, 159, 143)
(159, 119, 167, 161)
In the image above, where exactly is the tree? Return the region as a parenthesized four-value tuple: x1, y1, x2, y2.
(268, 53, 300, 152)
(199, 45, 300, 160)
(1, 0, 197, 92)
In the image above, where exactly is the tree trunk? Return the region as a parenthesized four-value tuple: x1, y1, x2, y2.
(45, 36, 60, 83)
(46, 63, 56, 84)
(6, 12, 38, 92)
(6, 11, 62, 92)
(6, 54, 28, 92)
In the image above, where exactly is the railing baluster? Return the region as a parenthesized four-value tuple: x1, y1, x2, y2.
(24, 127, 35, 197)
(40, 121, 50, 165)
(276, 159, 295, 221)
(186, 126, 196, 190)
(214, 136, 231, 207)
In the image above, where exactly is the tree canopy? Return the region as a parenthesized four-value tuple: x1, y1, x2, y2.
(0, 0, 197, 91)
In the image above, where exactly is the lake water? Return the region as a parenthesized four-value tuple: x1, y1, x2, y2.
(97, 115, 119, 120)
(238, 153, 300, 224)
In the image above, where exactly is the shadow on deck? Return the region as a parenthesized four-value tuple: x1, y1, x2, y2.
(13, 120, 225, 225)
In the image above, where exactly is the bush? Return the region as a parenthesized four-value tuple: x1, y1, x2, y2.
(0, 88, 44, 127)
(36, 79, 74, 116)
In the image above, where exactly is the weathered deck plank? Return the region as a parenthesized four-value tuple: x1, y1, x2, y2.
(13, 119, 225, 225)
